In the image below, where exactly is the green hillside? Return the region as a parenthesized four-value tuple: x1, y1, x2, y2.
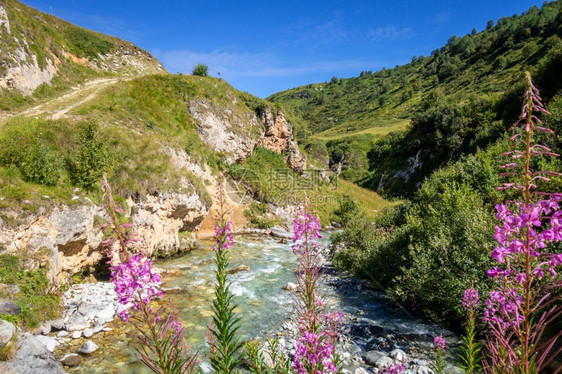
(0, 0, 163, 113)
(270, 1, 562, 193)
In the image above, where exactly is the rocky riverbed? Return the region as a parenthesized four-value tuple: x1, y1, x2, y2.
(0, 232, 462, 373)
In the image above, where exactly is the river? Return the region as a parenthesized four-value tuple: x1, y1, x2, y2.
(67, 232, 459, 373)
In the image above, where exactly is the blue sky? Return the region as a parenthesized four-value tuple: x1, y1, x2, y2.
(22, 0, 544, 98)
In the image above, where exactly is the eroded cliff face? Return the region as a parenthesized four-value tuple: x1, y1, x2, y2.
(259, 107, 307, 172)
(189, 99, 306, 172)
(0, 168, 209, 287)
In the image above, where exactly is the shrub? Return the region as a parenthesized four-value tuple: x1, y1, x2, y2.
(67, 122, 113, 190)
(21, 143, 64, 186)
(192, 63, 209, 77)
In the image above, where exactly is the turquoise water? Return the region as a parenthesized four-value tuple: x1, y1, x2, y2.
(68, 233, 457, 373)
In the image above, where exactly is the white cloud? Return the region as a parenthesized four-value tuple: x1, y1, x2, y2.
(368, 25, 411, 41)
(157, 49, 373, 79)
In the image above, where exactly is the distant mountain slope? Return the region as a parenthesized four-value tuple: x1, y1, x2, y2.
(0, 0, 164, 110)
(269, 2, 562, 136)
(269, 1, 562, 195)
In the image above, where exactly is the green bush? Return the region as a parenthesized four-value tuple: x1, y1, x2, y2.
(67, 122, 113, 190)
(332, 196, 359, 226)
(0, 255, 61, 328)
(21, 143, 64, 186)
(244, 202, 275, 229)
(192, 63, 209, 77)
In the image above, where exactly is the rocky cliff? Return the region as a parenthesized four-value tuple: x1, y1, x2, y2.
(0, 0, 164, 95)
(0, 175, 208, 287)
(190, 99, 306, 172)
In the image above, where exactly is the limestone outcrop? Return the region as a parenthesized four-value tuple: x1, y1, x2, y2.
(0, 180, 208, 287)
(259, 107, 307, 173)
(189, 99, 262, 163)
(189, 99, 306, 172)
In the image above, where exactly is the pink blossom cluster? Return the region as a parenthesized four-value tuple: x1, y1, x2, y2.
(213, 220, 234, 251)
(433, 335, 446, 351)
(381, 362, 406, 374)
(292, 210, 322, 254)
(110, 254, 163, 322)
(462, 287, 479, 312)
(491, 196, 562, 274)
(293, 332, 337, 374)
(483, 289, 524, 329)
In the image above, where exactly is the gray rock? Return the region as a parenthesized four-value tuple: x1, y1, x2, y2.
(0, 283, 20, 295)
(0, 298, 21, 315)
(270, 226, 292, 239)
(61, 353, 82, 367)
(71, 331, 81, 339)
(355, 368, 369, 374)
(389, 349, 406, 362)
(364, 351, 385, 366)
(285, 282, 298, 291)
(92, 324, 104, 334)
(375, 356, 394, 369)
(56, 331, 68, 338)
(227, 265, 251, 274)
(0, 320, 16, 348)
(78, 302, 105, 320)
(82, 328, 94, 338)
(66, 315, 89, 331)
(0, 333, 66, 373)
(49, 319, 66, 331)
(77, 340, 98, 354)
(34, 335, 59, 352)
(37, 321, 51, 335)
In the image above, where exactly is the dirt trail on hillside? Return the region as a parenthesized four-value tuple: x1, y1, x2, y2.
(0, 77, 129, 124)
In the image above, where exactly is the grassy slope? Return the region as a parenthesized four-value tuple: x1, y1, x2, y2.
(0, 0, 161, 113)
(269, 2, 562, 137)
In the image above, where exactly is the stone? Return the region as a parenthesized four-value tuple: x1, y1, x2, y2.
(34, 334, 59, 353)
(78, 302, 105, 320)
(37, 321, 51, 335)
(61, 353, 82, 367)
(0, 298, 20, 315)
(227, 265, 251, 274)
(92, 324, 104, 334)
(94, 306, 115, 322)
(49, 319, 66, 331)
(66, 314, 89, 331)
(71, 331, 82, 339)
(375, 356, 394, 369)
(162, 286, 183, 294)
(0, 283, 20, 295)
(355, 368, 369, 374)
(0, 320, 16, 348)
(364, 350, 385, 366)
(344, 323, 385, 340)
(269, 226, 292, 239)
(285, 282, 298, 291)
(77, 340, 99, 354)
(0, 333, 66, 373)
(389, 349, 406, 362)
(56, 331, 68, 338)
(82, 328, 94, 338)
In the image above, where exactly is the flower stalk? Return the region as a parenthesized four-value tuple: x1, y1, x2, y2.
(101, 177, 199, 374)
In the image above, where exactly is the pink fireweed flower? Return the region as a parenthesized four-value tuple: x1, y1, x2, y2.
(110, 254, 163, 321)
(292, 209, 322, 254)
(213, 220, 234, 251)
(462, 287, 479, 312)
(433, 335, 446, 351)
(381, 362, 406, 374)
